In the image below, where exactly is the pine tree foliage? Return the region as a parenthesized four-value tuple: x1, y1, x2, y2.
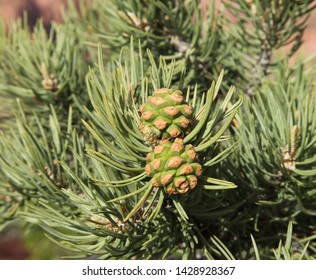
(0, 42, 242, 259)
(223, 0, 316, 94)
(0, 0, 316, 260)
(63, 0, 235, 92)
(0, 17, 89, 128)
(0, 105, 78, 225)
(218, 59, 316, 259)
(63, 0, 315, 93)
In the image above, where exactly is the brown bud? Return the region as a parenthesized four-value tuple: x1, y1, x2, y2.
(151, 158, 162, 171)
(166, 185, 177, 195)
(150, 96, 167, 106)
(144, 164, 151, 175)
(151, 177, 160, 188)
(167, 156, 184, 169)
(153, 118, 169, 130)
(195, 164, 203, 177)
(179, 117, 191, 128)
(160, 173, 174, 186)
(153, 145, 164, 155)
(145, 152, 152, 161)
(168, 127, 182, 138)
(170, 140, 184, 153)
(188, 176, 198, 189)
(138, 104, 145, 112)
(182, 105, 193, 116)
(179, 164, 194, 175)
(163, 106, 180, 117)
(141, 110, 154, 121)
(187, 151, 197, 161)
(169, 93, 184, 103)
(154, 88, 170, 95)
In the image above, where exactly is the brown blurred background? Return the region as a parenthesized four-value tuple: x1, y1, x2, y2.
(0, 0, 315, 259)
(0, 0, 66, 27)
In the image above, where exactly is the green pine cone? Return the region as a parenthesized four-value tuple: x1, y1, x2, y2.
(139, 88, 193, 144)
(145, 138, 202, 195)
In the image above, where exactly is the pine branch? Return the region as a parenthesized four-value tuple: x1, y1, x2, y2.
(62, 0, 238, 93)
(220, 60, 316, 255)
(0, 40, 242, 259)
(0, 16, 89, 128)
(223, 0, 316, 95)
(1, 0, 316, 260)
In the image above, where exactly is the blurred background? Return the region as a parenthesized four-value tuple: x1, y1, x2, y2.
(0, 0, 315, 259)
(0, 0, 67, 28)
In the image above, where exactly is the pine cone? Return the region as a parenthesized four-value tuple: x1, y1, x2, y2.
(139, 88, 193, 145)
(145, 138, 202, 195)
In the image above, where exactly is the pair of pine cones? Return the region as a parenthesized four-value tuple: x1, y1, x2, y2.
(139, 88, 202, 195)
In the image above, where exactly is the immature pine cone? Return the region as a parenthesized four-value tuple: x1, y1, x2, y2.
(139, 88, 193, 145)
(145, 138, 202, 195)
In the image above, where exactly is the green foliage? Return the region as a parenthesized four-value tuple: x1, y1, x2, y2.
(0, 42, 242, 259)
(219, 60, 316, 258)
(63, 0, 235, 92)
(63, 0, 315, 94)
(228, 63, 316, 214)
(224, 0, 315, 53)
(0, 105, 77, 211)
(0, 17, 89, 128)
(0, 0, 316, 260)
(223, 0, 315, 94)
